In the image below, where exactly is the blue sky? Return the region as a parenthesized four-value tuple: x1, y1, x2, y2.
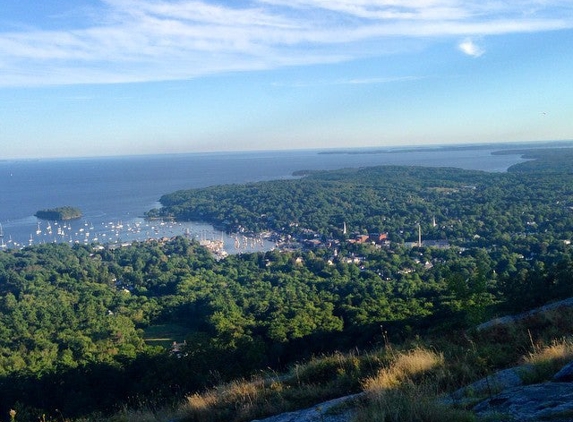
(1, 0, 572, 158)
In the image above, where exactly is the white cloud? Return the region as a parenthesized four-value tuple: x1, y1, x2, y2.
(258, 0, 472, 20)
(0, 0, 571, 86)
(346, 76, 422, 84)
(273, 75, 423, 87)
(458, 37, 485, 57)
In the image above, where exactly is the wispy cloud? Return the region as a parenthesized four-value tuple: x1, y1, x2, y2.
(458, 37, 485, 57)
(346, 76, 423, 84)
(0, 0, 571, 86)
(273, 75, 423, 88)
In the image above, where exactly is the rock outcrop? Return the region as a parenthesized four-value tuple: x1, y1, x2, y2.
(439, 352, 573, 420)
(443, 365, 534, 407)
(554, 361, 573, 382)
(250, 393, 362, 422)
(472, 382, 573, 421)
(476, 297, 573, 332)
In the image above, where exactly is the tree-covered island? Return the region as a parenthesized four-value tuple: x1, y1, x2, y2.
(34, 206, 82, 221)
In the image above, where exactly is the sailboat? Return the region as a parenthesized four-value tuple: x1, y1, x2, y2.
(0, 224, 6, 248)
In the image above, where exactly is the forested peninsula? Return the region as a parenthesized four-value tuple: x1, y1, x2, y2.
(3, 148, 573, 420)
(148, 148, 573, 246)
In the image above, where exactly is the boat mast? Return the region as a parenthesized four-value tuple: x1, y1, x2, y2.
(0, 224, 5, 248)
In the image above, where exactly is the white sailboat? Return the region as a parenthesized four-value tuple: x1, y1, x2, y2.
(0, 224, 6, 248)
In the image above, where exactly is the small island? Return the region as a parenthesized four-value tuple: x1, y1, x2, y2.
(35, 206, 82, 221)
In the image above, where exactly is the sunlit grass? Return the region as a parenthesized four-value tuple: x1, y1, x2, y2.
(521, 336, 573, 384)
(362, 347, 444, 391)
(354, 347, 475, 422)
(525, 336, 573, 366)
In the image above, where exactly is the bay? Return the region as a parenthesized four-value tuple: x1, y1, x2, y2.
(0, 146, 528, 251)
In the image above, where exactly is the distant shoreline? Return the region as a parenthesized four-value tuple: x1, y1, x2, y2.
(2, 139, 573, 162)
(317, 140, 573, 156)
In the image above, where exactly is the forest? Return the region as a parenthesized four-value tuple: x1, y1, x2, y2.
(2, 148, 573, 419)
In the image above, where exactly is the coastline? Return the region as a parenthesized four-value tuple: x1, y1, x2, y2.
(0, 143, 552, 250)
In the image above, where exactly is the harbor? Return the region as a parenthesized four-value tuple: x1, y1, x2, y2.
(0, 217, 275, 256)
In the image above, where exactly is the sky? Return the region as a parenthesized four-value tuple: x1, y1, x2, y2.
(1, 1, 573, 159)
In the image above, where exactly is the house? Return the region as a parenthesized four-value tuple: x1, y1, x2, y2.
(353, 235, 370, 244)
(305, 238, 323, 248)
(371, 233, 388, 243)
(171, 341, 187, 357)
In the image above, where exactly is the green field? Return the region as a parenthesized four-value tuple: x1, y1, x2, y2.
(143, 324, 189, 348)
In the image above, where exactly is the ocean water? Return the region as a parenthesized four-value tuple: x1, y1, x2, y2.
(0, 146, 528, 250)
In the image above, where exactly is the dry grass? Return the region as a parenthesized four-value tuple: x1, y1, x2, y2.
(525, 336, 573, 365)
(102, 346, 473, 422)
(105, 408, 186, 422)
(520, 336, 573, 383)
(125, 349, 388, 422)
(356, 347, 474, 422)
(353, 387, 475, 422)
(179, 376, 289, 422)
(169, 347, 453, 422)
(363, 348, 445, 392)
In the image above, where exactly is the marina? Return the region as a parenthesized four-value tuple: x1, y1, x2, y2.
(0, 217, 274, 255)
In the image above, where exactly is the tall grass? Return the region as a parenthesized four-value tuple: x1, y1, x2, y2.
(525, 336, 573, 366)
(355, 347, 475, 422)
(362, 348, 445, 391)
(521, 336, 573, 383)
(177, 350, 388, 422)
(353, 387, 475, 422)
(98, 349, 388, 422)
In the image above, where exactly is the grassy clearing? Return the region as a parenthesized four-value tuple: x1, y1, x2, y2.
(142, 324, 190, 348)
